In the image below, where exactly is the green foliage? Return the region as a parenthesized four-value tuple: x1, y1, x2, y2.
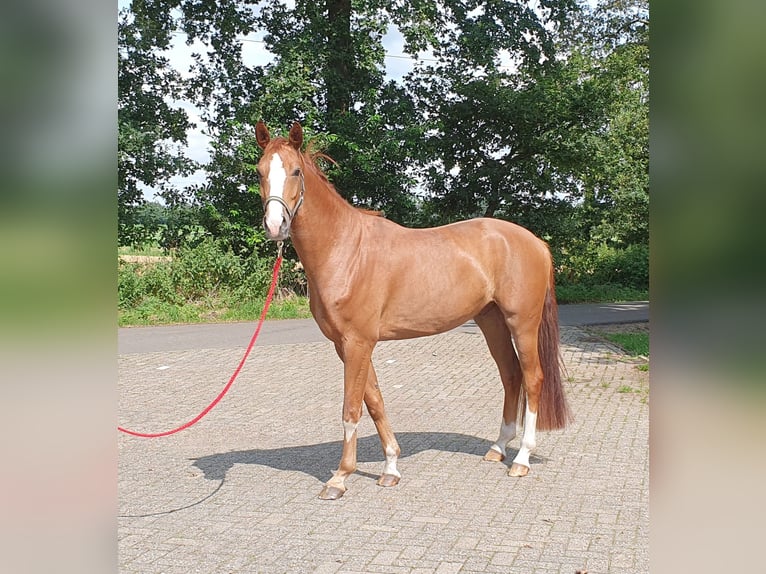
(192, 123, 269, 256)
(554, 283, 647, 305)
(229, 251, 273, 303)
(117, 262, 144, 309)
(119, 296, 205, 326)
(557, 243, 648, 289)
(170, 238, 244, 299)
(118, 259, 179, 311)
(575, 0, 649, 248)
(139, 261, 179, 304)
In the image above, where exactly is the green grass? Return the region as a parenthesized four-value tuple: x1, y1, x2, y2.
(118, 294, 312, 327)
(119, 291, 649, 327)
(602, 332, 649, 357)
(262, 295, 312, 320)
(219, 294, 311, 322)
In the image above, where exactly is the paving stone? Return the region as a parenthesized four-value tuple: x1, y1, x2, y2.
(119, 325, 649, 573)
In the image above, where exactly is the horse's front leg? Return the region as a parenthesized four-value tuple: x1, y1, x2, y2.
(363, 364, 401, 488)
(318, 338, 374, 500)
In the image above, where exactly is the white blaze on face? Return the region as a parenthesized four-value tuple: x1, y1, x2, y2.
(264, 152, 287, 236)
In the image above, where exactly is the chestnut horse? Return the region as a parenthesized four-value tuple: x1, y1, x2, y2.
(255, 121, 571, 500)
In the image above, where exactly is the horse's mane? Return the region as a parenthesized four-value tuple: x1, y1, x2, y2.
(304, 140, 338, 183)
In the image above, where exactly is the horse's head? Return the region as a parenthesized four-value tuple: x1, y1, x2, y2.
(255, 121, 305, 241)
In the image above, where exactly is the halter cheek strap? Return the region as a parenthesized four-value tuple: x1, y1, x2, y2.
(263, 173, 305, 223)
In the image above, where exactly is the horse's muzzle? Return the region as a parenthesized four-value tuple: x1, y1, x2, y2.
(263, 186, 303, 241)
(263, 213, 290, 241)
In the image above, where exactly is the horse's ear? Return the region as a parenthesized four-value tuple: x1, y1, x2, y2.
(288, 121, 303, 150)
(255, 121, 270, 149)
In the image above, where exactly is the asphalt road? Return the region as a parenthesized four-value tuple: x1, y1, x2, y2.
(118, 301, 648, 355)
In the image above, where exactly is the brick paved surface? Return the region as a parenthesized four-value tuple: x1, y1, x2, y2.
(119, 325, 649, 573)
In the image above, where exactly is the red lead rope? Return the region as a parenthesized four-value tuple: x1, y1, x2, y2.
(118, 254, 283, 438)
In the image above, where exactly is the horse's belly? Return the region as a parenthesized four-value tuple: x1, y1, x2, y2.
(376, 253, 495, 339)
(377, 289, 488, 341)
(377, 317, 471, 341)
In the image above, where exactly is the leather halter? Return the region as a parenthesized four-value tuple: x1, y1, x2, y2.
(263, 172, 305, 224)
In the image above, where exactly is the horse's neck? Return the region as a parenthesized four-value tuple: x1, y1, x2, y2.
(290, 171, 362, 279)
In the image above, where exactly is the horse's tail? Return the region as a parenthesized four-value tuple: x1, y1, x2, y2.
(533, 264, 573, 431)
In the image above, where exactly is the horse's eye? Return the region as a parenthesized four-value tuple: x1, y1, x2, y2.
(292, 168, 301, 177)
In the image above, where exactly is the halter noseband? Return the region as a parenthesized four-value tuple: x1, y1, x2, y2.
(263, 172, 305, 224)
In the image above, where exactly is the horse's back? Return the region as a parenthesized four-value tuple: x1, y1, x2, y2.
(365, 214, 542, 246)
(360, 215, 551, 282)
(385, 217, 550, 275)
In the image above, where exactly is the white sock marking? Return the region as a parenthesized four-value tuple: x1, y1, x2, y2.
(490, 420, 517, 457)
(512, 404, 537, 469)
(382, 445, 401, 477)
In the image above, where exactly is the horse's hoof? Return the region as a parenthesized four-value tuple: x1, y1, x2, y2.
(508, 462, 530, 477)
(377, 474, 400, 487)
(318, 485, 346, 500)
(483, 449, 505, 463)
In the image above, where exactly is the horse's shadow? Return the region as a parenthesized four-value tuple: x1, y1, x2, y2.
(191, 432, 545, 483)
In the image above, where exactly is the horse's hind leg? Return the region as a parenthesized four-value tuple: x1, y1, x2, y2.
(504, 316, 544, 477)
(363, 365, 401, 487)
(475, 304, 523, 463)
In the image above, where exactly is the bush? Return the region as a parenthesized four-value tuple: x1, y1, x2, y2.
(596, 243, 649, 288)
(556, 243, 649, 289)
(118, 262, 143, 309)
(141, 261, 180, 304)
(231, 251, 274, 302)
(278, 259, 309, 296)
(170, 237, 245, 299)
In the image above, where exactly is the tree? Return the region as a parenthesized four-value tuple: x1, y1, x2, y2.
(118, 4, 196, 246)
(238, 0, 424, 221)
(576, 0, 649, 247)
(400, 1, 604, 243)
(155, 0, 427, 234)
